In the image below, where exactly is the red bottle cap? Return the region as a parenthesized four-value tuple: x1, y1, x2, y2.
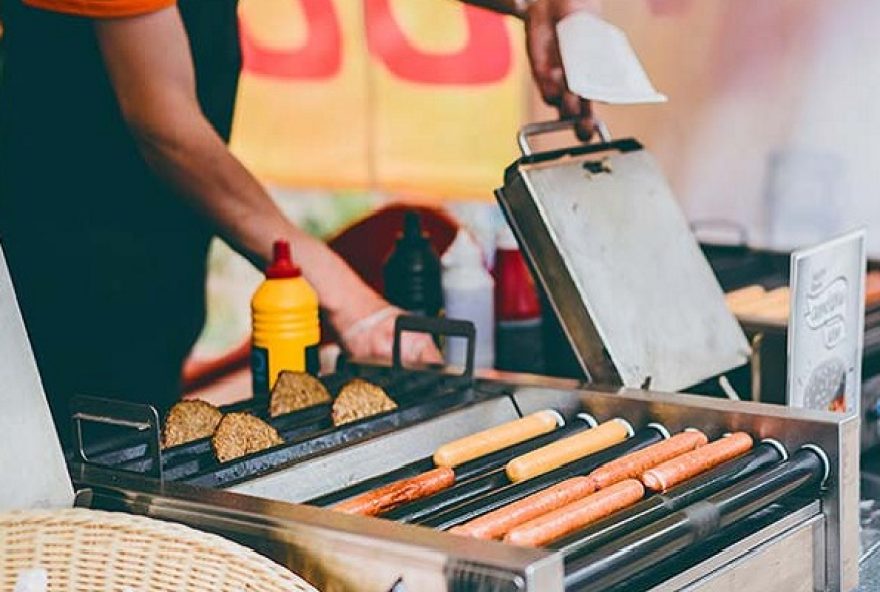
(266, 240, 302, 279)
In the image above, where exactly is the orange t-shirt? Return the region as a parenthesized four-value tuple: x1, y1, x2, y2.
(23, 0, 175, 18)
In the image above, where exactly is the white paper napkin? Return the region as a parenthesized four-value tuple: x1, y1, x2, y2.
(14, 569, 47, 592)
(557, 11, 667, 104)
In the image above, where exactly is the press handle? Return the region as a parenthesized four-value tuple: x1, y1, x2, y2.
(393, 315, 476, 379)
(517, 118, 612, 156)
(70, 395, 163, 481)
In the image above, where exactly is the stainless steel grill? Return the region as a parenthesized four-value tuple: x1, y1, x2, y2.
(57, 128, 862, 591)
(71, 368, 859, 592)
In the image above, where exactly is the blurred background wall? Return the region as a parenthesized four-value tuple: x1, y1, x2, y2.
(195, 0, 880, 361)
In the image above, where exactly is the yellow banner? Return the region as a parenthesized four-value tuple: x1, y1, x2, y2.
(230, 0, 527, 200)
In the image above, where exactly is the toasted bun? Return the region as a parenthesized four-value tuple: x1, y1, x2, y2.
(331, 379, 397, 427)
(162, 400, 223, 449)
(269, 371, 331, 417)
(211, 412, 284, 463)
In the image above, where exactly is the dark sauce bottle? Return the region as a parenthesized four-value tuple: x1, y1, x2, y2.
(383, 211, 443, 317)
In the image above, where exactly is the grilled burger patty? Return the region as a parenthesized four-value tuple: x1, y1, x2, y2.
(331, 379, 397, 427)
(269, 371, 331, 418)
(162, 400, 223, 449)
(211, 412, 284, 463)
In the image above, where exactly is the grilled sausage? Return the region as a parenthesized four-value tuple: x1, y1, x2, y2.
(450, 476, 596, 540)
(588, 430, 708, 489)
(505, 419, 631, 483)
(503, 479, 645, 547)
(734, 287, 789, 317)
(641, 432, 754, 492)
(755, 303, 790, 322)
(866, 271, 880, 306)
(725, 285, 766, 307)
(333, 467, 456, 516)
(434, 410, 562, 468)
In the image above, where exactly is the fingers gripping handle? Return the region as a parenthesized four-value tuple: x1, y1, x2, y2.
(517, 118, 612, 156)
(393, 315, 476, 379)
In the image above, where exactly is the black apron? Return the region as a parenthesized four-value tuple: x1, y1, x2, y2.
(0, 0, 241, 445)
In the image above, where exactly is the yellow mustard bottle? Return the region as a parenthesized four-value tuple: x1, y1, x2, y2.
(251, 240, 320, 396)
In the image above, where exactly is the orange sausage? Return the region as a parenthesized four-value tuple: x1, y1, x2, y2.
(333, 467, 455, 516)
(866, 271, 880, 306)
(433, 410, 562, 468)
(588, 430, 708, 489)
(725, 285, 766, 308)
(450, 476, 597, 540)
(506, 419, 632, 483)
(753, 298, 790, 323)
(641, 432, 754, 492)
(503, 479, 645, 547)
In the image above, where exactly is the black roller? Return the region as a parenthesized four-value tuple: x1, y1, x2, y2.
(564, 446, 827, 592)
(382, 415, 596, 522)
(601, 503, 794, 592)
(552, 440, 787, 560)
(417, 426, 666, 530)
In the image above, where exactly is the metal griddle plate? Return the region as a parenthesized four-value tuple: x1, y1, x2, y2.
(497, 122, 750, 392)
(0, 245, 73, 510)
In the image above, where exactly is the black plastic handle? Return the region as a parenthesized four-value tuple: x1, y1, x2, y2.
(70, 395, 163, 481)
(392, 315, 476, 379)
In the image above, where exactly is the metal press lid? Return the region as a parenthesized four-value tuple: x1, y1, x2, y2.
(496, 120, 751, 392)
(0, 245, 73, 510)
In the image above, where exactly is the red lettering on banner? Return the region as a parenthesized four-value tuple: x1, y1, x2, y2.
(364, 0, 512, 85)
(239, 0, 342, 80)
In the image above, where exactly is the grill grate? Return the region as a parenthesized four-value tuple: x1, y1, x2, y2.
(72, 364, 479, 486)
(69, 316, 482, 487)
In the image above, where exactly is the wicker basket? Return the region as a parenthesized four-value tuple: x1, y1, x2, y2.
(0, 509, 318, 592)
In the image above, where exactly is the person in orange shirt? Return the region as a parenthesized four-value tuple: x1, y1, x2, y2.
(0, 0, 595, 443)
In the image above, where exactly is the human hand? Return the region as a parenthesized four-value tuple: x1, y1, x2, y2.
(523, 0, 601, 139)
(336, 298, 443, 367)
(286, 232, 442, 367)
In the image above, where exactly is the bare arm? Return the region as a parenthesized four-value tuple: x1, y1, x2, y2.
(94, 7, 437, 362)
(461, 0, 601, 138)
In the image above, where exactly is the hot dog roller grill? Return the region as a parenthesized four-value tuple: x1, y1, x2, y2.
(1, 125, 862, 591)
(66, 365, 859, 592)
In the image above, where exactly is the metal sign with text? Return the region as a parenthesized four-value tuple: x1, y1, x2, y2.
(788, 229, 866, 415)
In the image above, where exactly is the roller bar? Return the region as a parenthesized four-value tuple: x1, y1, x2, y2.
(564, 446, 827, 591)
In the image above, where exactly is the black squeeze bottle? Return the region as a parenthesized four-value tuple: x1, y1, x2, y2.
(383, 211, 443, 317)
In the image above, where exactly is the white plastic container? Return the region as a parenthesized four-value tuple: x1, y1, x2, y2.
(442, 230, 495, 369)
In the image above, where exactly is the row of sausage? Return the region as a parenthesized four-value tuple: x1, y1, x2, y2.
(329, 410, 760, 548)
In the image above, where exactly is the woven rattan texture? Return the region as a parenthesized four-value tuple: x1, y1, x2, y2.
(0, 509, 317, 592)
